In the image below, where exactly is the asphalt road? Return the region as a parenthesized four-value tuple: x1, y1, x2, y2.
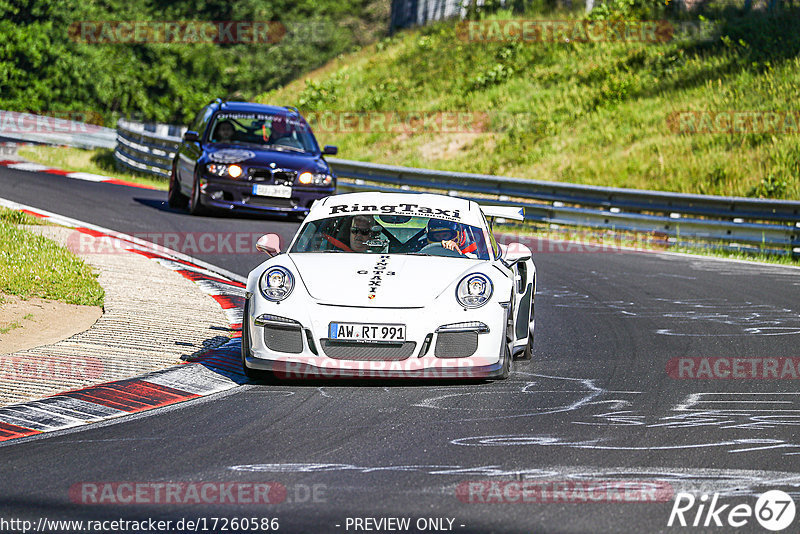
(1, 168, 800, 533)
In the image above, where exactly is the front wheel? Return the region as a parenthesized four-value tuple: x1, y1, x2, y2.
(188, 172, 206, 215)
(167, 166, 188, 208)
(241, 300, 263, 380)
(519, 330, 533, 361)
(496, 299, 515, 380)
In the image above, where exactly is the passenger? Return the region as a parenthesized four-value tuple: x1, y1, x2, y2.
(426, 219, 476, 254)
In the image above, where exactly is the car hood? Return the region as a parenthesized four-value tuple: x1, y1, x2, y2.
(204, 144, 329, 173)
(288, 253, 487, 307)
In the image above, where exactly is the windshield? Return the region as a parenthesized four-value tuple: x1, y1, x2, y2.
(290, 214, 490, 260)
(207, 112, 319, 153)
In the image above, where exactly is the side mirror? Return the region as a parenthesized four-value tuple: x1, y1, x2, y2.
(256, 233, 281, 257)
(322, 145, 338, 155)
(502, 242, 532, 266)
(183, 130, 200, 143)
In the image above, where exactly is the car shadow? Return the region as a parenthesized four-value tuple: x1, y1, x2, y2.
(132, 197, 303, 223)
(184, 321, 490, 388)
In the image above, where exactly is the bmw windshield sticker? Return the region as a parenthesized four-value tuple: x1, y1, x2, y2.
(215, 113, 308, 128)
(329, 203, 461, 221)
(208, 149, 256, 163)
(216, 113, 272, 120)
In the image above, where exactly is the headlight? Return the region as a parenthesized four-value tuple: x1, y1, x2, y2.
(259, 266, 294, 301)
(296, 172, 332, 186)
(455, 273, 493, 308)
(206, 163, 244, 178)
(228, 164, 242, 178)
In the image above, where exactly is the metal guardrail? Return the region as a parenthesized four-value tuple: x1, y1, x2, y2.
(114, 119, 800, 256)
(114, 118, 184, 179)
(0, 110, 117, 149)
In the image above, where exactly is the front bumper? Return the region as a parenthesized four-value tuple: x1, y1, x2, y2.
(199, 176, 334, 213)
(243, 296, 508, 380)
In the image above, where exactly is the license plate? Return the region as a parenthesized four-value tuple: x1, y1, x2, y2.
(329, 322, 406, 342)
(252, 184, 292, 198)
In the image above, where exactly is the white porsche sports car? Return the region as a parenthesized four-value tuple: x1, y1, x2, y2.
(242, 192, 536, 380)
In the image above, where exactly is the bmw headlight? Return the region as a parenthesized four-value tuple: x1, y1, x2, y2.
(296, 172, 333, 186)
(206, 163, 243, 178)
(259, 266, 294, 301)
(455, 273, 493, 308)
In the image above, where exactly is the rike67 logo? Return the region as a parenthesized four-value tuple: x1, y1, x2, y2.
(668, 490, 796, 531)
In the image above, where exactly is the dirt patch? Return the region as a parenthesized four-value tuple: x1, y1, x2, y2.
(418, 133, 482, 161)
(0, 293, 102, 354)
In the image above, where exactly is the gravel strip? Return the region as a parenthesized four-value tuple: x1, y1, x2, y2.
(0, 225, 232, 406)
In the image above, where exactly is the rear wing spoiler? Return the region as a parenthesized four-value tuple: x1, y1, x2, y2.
(480, 205, 525, 221)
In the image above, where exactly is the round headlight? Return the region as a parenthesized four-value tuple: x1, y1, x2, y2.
(456, 273, 493, 308)
(298, 172, 313, 185)
(259, 266, 294, 301)
(228, 164, 243, 178)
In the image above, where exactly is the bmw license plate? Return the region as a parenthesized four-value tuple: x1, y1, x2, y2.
(252, 184, 292, 198)
(329, 322, 406, 342)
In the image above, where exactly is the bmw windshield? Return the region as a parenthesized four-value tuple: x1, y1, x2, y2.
(290, 214, 491, 260)
(208, 112, 319, 153)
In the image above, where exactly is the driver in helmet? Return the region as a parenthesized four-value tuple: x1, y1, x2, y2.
(426, 219, 476, 254)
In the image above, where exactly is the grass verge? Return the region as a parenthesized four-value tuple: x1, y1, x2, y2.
(0, 208, 105, 306)
(16, 146, 168, 191)
(259, 7, 800, 199)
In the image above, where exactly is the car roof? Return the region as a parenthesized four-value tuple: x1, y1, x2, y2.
(212, 101, 297, 116)
(306, 192, 485, 226)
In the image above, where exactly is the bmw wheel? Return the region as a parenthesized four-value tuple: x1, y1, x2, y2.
(188, 170, 206, 215)
(167, 164, 188, 208)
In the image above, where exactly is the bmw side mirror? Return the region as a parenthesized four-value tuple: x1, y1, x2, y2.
(183, 131, 200, 143)
(322, 145, 338, 155)
(502, 242, 532, 266)
(256, 233, 281, 257)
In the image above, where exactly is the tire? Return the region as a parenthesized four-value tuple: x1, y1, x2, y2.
(517, 284, 535, 361)
(497, 297, 515, 380)
(167, 165, 188, 208)
(520, 331, 533, 361)
(188, 171, 206, 215)
(241, 300, 261, 380)
(498, 337, 512, 380)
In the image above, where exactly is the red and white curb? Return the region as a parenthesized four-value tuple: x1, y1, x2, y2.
(0, 160, 159, 190)
(0, 198, 253, 444)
